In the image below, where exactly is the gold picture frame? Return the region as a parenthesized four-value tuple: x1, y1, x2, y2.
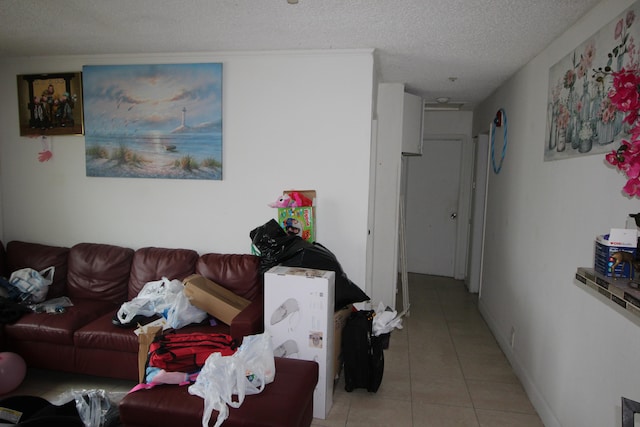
(16, 72, 84, 136)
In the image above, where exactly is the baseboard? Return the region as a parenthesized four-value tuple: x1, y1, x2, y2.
(478, 297, 561, 427)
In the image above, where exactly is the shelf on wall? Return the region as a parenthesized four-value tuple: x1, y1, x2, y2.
(575, 267, 640, 320)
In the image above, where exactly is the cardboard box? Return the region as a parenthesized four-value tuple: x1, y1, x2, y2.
(264, 266, 335, 420)
(136, 322, 164, 383)
(333, 305, 352, 382)
(183, 274, 251, 325)
(277, 190, 316, 242)
(594, 230, 639, 278)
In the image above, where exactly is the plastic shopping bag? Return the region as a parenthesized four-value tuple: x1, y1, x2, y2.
(188, 352, 247, 427)
(188, 332, 276, 427)
(372, 301, 403, 336)
(116, 277, 183, 325)
(236, 332, 275, 395)
(9, 266, 55, 303)
(51, 388, 123, 427)
(165, 290, 208, 330)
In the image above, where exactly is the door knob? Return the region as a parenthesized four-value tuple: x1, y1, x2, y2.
(450, 213, 457, 220)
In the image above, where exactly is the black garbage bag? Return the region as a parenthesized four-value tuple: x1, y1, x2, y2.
(0, 395, 85, 427)
(249, 219, 309, 273)
(250, 219, 370, 311)
(280, 242, 370, 310)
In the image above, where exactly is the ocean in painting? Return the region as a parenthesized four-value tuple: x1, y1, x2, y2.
(86, 131, 222, 180)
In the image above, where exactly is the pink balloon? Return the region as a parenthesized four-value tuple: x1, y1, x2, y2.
(0, 352, 26, 395)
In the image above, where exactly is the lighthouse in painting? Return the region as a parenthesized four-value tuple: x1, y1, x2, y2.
(172, 106, 190, 133)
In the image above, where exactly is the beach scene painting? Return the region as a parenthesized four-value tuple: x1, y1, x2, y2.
(83, 63, 223, 179)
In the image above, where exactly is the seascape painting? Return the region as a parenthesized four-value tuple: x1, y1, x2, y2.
(83, 63, 222, 179)
(544, 1, 640, 161)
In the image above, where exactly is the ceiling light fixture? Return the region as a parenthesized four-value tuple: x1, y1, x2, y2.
(424, 101, 464, 111)
(435, 97, 450, 104)
(287, 0, 298, 3)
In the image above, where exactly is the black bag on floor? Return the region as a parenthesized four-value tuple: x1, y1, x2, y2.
(342, 310, 384, 392)
(0, 395, 85, 426)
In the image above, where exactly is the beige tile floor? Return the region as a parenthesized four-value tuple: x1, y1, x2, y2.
(2, 273, 544, 427)
(311, 273, 544, 427)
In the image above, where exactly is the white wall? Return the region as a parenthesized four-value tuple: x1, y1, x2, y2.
(473, 0, 640, 425)
(0, 50, 375, 291)
(370, 83, 404, 310)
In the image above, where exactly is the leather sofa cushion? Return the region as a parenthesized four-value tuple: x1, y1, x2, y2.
(119, 357, 318, 427)
(74, 310, 139, 352)
(128, 247, 198, 300)
(4, 298, 116, 345)
(6, 241, 70, 298)
(67, 243, 134, 303)
(196, 253, 262, 301)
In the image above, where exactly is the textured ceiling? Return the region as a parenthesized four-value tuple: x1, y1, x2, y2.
(0, 0, 600, 109)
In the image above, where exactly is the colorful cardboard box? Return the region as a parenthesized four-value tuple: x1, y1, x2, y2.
(277, 190, 316, 242)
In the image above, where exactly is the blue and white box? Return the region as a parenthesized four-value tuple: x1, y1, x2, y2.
(594, 229, 638, 278)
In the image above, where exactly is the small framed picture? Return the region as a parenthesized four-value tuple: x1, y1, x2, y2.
(16, 72, 84, 136)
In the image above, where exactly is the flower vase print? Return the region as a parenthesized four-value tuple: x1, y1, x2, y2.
(83, 63, 223, 179)
(545, 2, 640, 161)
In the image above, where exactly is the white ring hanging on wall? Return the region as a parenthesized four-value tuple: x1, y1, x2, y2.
(490, 108, 508, 174)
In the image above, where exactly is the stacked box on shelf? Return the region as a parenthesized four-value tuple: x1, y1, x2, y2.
(594, 229, 638, 278)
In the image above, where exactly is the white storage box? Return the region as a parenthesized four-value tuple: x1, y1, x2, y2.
(264, 266, 335, 420)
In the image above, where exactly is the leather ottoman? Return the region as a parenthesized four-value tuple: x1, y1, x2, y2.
(119, 357, 319, 427)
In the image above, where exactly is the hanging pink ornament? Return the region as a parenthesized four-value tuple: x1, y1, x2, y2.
(37, 135, 52, 162)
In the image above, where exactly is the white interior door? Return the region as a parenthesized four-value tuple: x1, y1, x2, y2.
(405, 138, 462, 277)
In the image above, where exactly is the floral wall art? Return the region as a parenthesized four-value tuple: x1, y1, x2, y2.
(83, 63, 223, 180)
(545, 2, 640, 161)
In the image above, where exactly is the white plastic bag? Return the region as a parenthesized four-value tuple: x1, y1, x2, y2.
(117, 277, 181, 324)
(136, 277, 184, 316)
(188, 352, 246, 427)
(188, 332, 276, 427)
(9, 266, 55, 303)
(29, 296, 74, 313)
(372, 301, 403, 336)
(165, 289, 207, 329)
(236, 331, 275, 395)
(117, 277, 207, 328)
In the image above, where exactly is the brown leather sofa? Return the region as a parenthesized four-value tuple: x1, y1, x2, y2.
(0, 240, 264, 380)
(0, 240, 320, 427)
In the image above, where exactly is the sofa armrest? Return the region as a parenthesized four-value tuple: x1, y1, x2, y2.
(230, 293, 263, 344)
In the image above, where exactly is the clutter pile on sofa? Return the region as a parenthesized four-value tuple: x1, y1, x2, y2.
(0, 220, 371, 427)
